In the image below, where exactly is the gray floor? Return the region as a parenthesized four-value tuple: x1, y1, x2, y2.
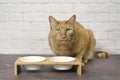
(0, 54, 120, 80)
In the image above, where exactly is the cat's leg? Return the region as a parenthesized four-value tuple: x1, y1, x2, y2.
(83, 29, 96, 63)
(76, 49, 86, 66)
(83, 50, 94, 63)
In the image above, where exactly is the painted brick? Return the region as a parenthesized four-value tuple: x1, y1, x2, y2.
(95, 13, 109, 22)
(24, 13, 46, 21)
(109, 13, 120, 21)
(30, 22, 45, 31)
(0, 13, 8, 21)
(5, 0, 24, 3)
(31, 4, 45, 12)
(87, 3, 117, 13)
(76, 13, 96, 22)
(88, 22, 119, 32)
(0, 49, 31, 54)
(108, 32, 120, 40)
(0, 0, 119, 54)
(77, 0, 95, 3)
(95, 0, 111, 3)
(0, 40, 30, 49)
(1, 4, 31, 12)
(96, 40, 115, 49)
(0, 22, 31, 31)
(117, 4, 120, 12)
(8, 13, 23, 21)
(0, 0, 6, 3)
(111, 0, 120, 3)
(94, 32, 108, 40)
(73, 4, 88, 13)
(45, 4, 73, 13)
(23, 0, 53, 3)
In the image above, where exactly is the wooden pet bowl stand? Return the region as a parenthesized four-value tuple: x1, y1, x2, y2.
(14, 57, 82, 76)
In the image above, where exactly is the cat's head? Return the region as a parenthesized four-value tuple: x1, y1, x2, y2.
(49, 15, 76, 44)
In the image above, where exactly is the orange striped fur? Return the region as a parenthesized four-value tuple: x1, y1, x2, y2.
(48, 15, 110, 63)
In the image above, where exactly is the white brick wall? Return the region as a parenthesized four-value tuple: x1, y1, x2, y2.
(0, 0, 120, 54)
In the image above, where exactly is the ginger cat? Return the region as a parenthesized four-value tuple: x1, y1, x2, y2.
(48, 15, 110, 63)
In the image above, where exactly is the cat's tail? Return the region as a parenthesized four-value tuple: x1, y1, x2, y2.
(95, 51, 110, 58)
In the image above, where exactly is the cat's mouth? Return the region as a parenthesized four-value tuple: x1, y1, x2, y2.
(61, 40, 67, 42)
(60, 40, 68, 44)
(61, 39, 67, 41)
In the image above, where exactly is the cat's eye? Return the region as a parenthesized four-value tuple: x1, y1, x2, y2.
(66, 29, 71, 32)
(56, 29, 61, 32)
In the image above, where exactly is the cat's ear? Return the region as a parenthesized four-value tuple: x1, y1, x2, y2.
(68, 15, 76, 25)
(49, 16, 58, 29)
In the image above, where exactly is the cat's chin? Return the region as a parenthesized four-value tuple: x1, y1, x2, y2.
(55, 40, 70, 44)
(60, 40, 68, 44)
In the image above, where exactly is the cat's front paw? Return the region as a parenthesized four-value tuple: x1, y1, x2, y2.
(83, 59, 88, 63)
(82, 62, 84, 66)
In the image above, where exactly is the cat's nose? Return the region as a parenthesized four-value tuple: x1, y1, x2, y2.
(60, 33, 66, 38)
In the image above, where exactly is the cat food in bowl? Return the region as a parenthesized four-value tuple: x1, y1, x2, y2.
(49, 56, 76, 70)
(19, 56, 46, 70)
